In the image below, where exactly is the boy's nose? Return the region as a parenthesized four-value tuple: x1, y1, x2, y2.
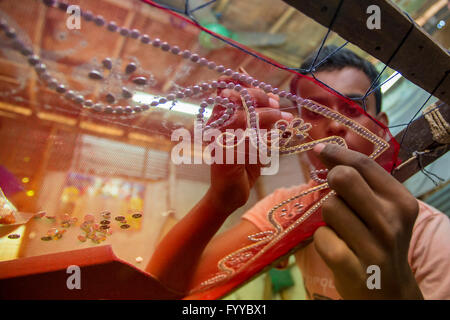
(326, 118, 347, 138)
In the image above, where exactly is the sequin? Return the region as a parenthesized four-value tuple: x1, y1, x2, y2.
(125, 63, 137, 74)
(132, 77, 147, 85)
(88, 70, 103, 80)
(115, 216, 125, 221)
(8, 234, 20, 239)
(102, 58, 112, 70)
(105, 93, 115, 104)
(100, 219, 110, 225)
(122, 87, 133, 99)
(41, 236, 52, 241)
(132, 213, 142, 219)
(120, 224, 130, 229)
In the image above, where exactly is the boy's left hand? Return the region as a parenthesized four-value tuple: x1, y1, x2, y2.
(313, 143, 424, 299)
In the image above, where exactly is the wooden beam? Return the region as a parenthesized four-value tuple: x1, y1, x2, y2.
(392, 101, 449, 182)
(282, 0, 450, 106)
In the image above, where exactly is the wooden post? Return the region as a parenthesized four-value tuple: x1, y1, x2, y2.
(282, 0, 450, 106)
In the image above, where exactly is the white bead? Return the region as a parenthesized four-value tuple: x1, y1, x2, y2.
(207, 61, 216, 69)
(167, 94, 175, 101)
(216, 65, 225, 73)
(94, 16, 105, 27)
(107, 21, 118, 32)
(224, 69, 233, 76)
(141, 34, 151, 44)
(192, 86, 200, 94)
(198, 58, 208, 66)
(176, 92, 184, 99)
(150, 101, 159, 106)
(120, 28, 129, 37)
(130, 29, 140, 39)
(190, 54, 199, 62)
(125, 106, 133, 113)
(161, 42, 170, 51)
(181, 50, 191, 59)
(227, 82, 235, 89)
(171, 46, 180, 55)
(201, 83, 210, 91)
(184, 88, 192, 96)
(152, 38, 161, 47)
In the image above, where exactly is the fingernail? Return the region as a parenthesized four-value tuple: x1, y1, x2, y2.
(313, 143, 325, 154)
(281, 111, 293, 120)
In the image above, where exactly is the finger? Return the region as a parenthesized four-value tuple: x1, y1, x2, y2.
(256, 108, 293, 129)
(325, 165, 390, 232)
(313, 143, 404, 195)
(322, 195, 382, 260)
(314, 226, 364, 283)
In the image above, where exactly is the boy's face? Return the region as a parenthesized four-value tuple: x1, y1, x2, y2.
(294, 67, 388, 169)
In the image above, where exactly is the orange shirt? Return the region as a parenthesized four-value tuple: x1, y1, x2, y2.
(242, 184, 450, 300)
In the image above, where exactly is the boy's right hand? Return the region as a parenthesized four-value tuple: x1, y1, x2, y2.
(205, 77, 293, 215)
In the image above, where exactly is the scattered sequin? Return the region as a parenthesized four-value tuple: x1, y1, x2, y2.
(41, 235, 52, 241)
(102, 58, 112, 70)
(135, 256, 143, 263)
(120, 224, 130, 229)
(125, 63, 137, 74)
(88, 70, 103, 80)
(115, 216, 125, 221)
(132, 77, 147, 86)
(8, 234, 20, 239)
(132, 213, 142, 219)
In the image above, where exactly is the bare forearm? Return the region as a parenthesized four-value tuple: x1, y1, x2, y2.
(146, 188, 233, 294)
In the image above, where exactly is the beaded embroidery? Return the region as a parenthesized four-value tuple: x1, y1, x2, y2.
(0, 0, 392, 293)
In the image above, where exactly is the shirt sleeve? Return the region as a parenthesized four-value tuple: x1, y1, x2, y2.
(408, 201, 450, 300)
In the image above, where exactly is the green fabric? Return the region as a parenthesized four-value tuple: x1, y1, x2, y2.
(269, 268, 294, 293)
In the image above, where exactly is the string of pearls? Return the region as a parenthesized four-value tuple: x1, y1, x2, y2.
(1, 0, 313, 133)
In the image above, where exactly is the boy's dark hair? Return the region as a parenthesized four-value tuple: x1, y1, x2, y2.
(298, 45, 382, 114)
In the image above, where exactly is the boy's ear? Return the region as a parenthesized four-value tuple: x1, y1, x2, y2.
(375, 111, 389, 127)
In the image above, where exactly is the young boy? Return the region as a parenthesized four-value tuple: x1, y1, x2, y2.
(146, 46, 450, 299)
